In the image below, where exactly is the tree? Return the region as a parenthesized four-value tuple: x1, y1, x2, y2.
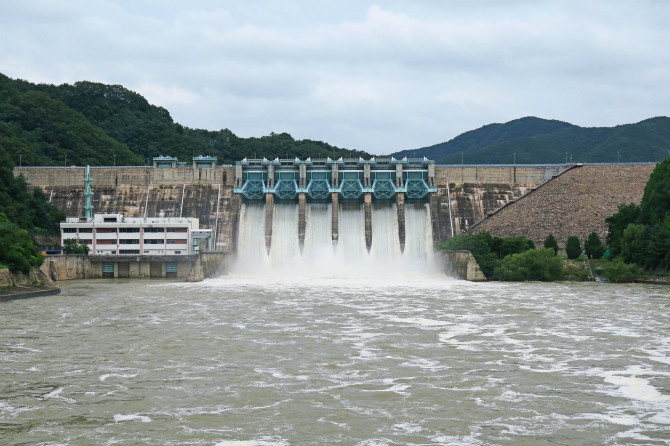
(621, 223, 645, 265)
(543, 233, 559, 255)
(0, 223, 44, 273)
(584, 232, 605, 259)
(437, 231, 498, 277)
(62, 238, 89, 255)
(606, 203, 641, 257)
(565, 235, 582, 259)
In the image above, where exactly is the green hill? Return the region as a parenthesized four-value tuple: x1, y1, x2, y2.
(0, 73, 369, 167)
(392, 116, 670, 164)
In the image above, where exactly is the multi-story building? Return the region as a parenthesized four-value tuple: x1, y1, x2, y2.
(60, 214, 209, 256)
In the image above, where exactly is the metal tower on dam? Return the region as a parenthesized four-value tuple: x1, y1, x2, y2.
(234, 157, 437, 254)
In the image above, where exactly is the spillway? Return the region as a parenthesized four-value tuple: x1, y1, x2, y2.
(231, 201, 438, 278)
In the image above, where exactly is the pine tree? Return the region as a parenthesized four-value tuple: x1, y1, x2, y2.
(584, 232, 605, 259)
(543, 234, 559, 256)
(565, 236, 582, 259)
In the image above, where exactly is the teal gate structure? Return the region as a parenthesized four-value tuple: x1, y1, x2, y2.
(234, 157, 436, 202)
(233, 156, 437, 254)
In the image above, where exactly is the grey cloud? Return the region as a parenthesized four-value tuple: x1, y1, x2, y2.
(1, 0, 669, 153)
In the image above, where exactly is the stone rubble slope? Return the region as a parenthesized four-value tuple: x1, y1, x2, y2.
(471, 164, 655, 248)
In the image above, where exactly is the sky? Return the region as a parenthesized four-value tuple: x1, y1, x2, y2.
(1, 0, 669, 155)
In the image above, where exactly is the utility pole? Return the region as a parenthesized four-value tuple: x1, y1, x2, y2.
(64, 153, 67, 167)
(513, 152, 516, 165)
(113, 153, 116, 167)
(19, 154, 22, 167)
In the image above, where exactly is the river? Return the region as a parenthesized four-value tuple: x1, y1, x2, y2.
(1, 277, 668, 445)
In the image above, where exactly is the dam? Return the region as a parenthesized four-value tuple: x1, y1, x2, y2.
(15, 160, 567, 256)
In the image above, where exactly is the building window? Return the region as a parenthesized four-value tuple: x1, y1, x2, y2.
(145, 239, 163, 244)
(79, 228, 92, 233)
(120, 228, 140, 233)
(119, 249, 140, 254)
(63, 228, 77, 233)
(144, 227, 164, 233)
(167, 239, 188, 244)
(97, 228, 117, 233)
(103, 217, 118, 223)
(167, 228, 177, 232)
(119, 239, 140, 244)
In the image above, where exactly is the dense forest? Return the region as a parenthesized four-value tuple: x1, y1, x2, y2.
(0, 73, 370, 167)
(393, 116, 670, 164)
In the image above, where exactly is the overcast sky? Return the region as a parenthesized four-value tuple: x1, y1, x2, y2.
(2, 1, 669, 154)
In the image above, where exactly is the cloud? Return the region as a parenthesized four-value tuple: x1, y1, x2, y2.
(1, 0, 669, 153)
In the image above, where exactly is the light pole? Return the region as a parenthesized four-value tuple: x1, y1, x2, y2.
(113, 153, 116, 167)
(565, 152, 568, 165)
(513, 152, 516, 165)
(617, 151, 620, 164)
(64, 153, 67, 167)
(19, 154, 22, 167)
(461, 152, 464, 166)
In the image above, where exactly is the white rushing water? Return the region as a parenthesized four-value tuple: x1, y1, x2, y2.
(2, 280, 668, 445)
(232, 201, 440, 279)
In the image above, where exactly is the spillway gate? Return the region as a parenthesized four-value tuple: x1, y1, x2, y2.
(234, 157, 437, 254)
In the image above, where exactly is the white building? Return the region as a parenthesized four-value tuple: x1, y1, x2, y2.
(60, 214, 209, 256)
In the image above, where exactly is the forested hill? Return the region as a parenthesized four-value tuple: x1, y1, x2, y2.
(392, 116, 670, 164)
(0, 73, 370, 167)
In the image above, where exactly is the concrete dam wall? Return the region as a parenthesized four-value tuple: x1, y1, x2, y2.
(15, 164, 565, 248)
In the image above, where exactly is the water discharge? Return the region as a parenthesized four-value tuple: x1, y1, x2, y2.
(232, 201, 440, 279)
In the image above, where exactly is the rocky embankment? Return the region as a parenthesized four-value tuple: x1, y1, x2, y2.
(472, 164, 655, 248)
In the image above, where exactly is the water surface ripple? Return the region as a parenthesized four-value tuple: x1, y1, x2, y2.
(1, 279, 669, 445)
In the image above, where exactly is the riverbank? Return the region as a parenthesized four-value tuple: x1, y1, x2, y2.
(0, 267, 61, 301)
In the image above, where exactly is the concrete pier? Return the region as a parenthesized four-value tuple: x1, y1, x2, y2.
(265, 193, 274, 254)
(396, 193, 405, 253)
(364, 193, 372, 252)
(331, 193, 339, 243)
(298, 193, 306, 253)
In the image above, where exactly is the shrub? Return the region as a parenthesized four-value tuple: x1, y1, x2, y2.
(543, 234, 559, 255)
(601, 259, 639, 283)
(562, 263, 590, 281)
(565, 235, 582, 259)
(495, 248, 563, 281)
